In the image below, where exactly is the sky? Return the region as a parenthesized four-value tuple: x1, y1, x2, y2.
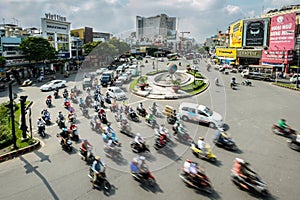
(1, 0, 299, 43)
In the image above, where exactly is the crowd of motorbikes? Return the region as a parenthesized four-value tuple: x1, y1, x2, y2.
(35, 71, 299, 197)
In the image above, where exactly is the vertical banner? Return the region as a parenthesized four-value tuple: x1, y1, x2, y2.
(269, 12, 296, 50)
(229, 20, 243, 48)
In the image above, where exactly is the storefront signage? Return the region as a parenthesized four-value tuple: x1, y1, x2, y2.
(229, 20, 243, 48)
(215, 48, 236, 58)
(261, 50, 293, 64)
(45, 13, 66, 22)
(243, 18, 269, 47)
(237, 50, 261, 58)
(269, 12, 296, 50)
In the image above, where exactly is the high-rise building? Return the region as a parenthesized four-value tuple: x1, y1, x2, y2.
(136, 14, 177, 44)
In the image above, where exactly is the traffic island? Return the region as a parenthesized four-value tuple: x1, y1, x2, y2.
(0, 138, 40, 163)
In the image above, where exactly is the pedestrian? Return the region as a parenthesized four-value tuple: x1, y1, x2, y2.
(152, 61, 155, 69)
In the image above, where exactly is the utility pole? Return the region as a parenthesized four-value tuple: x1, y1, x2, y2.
(19, 96, 28, 141)
(180, 31, 190, 56)
(6, 81, 18, 150)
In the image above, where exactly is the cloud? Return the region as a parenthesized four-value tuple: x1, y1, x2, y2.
(224, 5, 242, 15)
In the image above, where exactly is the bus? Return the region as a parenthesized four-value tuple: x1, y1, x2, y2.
(240, 65, 276, 81)
(167, 53, 179, 61)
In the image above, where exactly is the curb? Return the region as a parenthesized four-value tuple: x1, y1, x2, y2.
(272, 83, 300, 92)
(0, 138, 41, 163)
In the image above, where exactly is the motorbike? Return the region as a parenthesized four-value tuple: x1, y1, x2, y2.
(231, 169, 268, 196)
(81, 107, 89, 118)
(118, 120, 133, 136)
(56, 117, 66, 129)
(80, 147, 95, 165)
(64, 101, 71, 109)
(173, 124, 193, 143)
(145, 117, 159, 129)
(167, 115, 177, 125)
(179, 161, 213, 193)
(130, 161, 156, 187)
(102, 130, 120, 145)
(190, 142, 217, 162)
(230, 81, 237, 89)
(46, 99, 52, 108)
(105, 96, 111, 104)
(38, 125, 46, 137)
(68, 113, 76, 123)
(71, 95, 78, 104)
(149, 106, 163, 118)
(63, 91, 69, 99)
(287, 136, 300, 152)
(100, 112, 108, 124)
(272, 124, 297, 138)
(213, 131, 238, 151)
(127, 111, 139, 122)
(68, 126, 79, 142)
(59, 137, 73, 152)
(90, 118, 104, 133)
(42, 113, 51, 125)
(136, 107, 147, 117)
(88, 167, 111, 193)
(130, 141, 150, 153)
(54, 90, 59, 99)
(241, 79, 252, 86)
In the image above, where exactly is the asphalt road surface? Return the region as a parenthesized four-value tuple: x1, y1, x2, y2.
(1, 58, 300, 200)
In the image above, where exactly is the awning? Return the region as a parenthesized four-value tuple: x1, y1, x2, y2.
(290, 66, 299, 69)
(216, 57, 236, 60)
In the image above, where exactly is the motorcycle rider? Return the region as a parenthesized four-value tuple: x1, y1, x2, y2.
(214, 77, 219, 86)
(59, 127, 69, 145)
(159, 124, 167, 135)
(128, 106, 135, 117)
(134, 133, 146, 152)
(278, 119, 289, 132)
(91, 156, 106, 187)
(81, 139, 93, 161)
(233, 158, 255, 180)
(151, 102, 158, 115)
(215, 127, 226, 144)
(46, 94, 52, 106)
(37, 117, 46, 134)
(159, 132, 168, 147)
(137, 102, 145, 115)
(231, 76, 236, 88)
(57, 111, 64, 121)
(146, 113, 154, 124)
(41, 108, 49, 117)
(54, 88, 59, 98)
(197, 137, 206, 156)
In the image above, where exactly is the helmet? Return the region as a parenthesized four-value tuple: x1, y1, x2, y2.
(95, 156, 100, 161)
(235, 158, 245, 164)
(133, 157, 138, 163)
(140, 102, 143, 105)
(186, 159, 192, 163)
(83, 139, 88, 143)
(198, 136, 204, 141)
(139, 156, 146, 161)
(136, 133, 141, 137)
(218, 127, 224, 131)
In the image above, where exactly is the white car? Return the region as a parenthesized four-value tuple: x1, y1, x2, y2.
(178, 102, 223, 128)
(106, 86, 126, 100)
(119, 73, 131, 82)
(290, 74, 300, 83)
(40, 80, 67, 91)
(96, 68, 107, 75)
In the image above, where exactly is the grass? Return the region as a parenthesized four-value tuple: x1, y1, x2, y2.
(180, 80, 207, 95)
(130, 78, 139, 90)
(187, 71, 206, 79)
(273, 82, 300, 91)
(1, 101, 36, 151)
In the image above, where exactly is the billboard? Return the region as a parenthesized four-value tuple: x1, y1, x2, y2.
(269, 12, 296, 50)
(243, 18, 269, 47)
(229, 20, 243, 48)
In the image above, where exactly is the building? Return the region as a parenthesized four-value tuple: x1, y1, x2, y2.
(136, 14, 177, 46)
(41, 13, 71, 59)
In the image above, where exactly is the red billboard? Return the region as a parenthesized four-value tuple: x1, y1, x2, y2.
(269, 12, 296, 50)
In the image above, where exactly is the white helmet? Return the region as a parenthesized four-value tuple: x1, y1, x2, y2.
(235, 158, 245, 164)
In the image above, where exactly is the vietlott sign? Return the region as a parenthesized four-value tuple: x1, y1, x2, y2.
(216, 48, 236, 58)
(236, 50, 262, 58)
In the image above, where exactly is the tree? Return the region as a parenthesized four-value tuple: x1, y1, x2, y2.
(0, 56, 6, 68)
(19, 37, 56, 62)
(82, 41, 102, 55)
(108, 38, 130, 55)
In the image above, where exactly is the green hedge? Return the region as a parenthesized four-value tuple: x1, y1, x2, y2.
(187, 71, 205, 79)
(273, 82, 300, 91)
(181, 80, 206, 93)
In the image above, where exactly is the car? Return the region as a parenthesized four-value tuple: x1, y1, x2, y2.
(158, 57, 164, 62)
(40, 80, 66, 91)
(290, 74, 300, 83)
(82, 77, 92, 90)
(178, 102, 223, 128)
(96, 68, 107, 75)
(106, 86, 126, 100)
(145, 55, 151, 58)
(120, 73, 131, 82)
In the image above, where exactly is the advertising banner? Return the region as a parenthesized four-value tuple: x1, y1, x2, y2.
(261, 50, 294, 64)
(269, 12, 296, 50)
(215, 48, 236, 58)
(229, 20, 243, 48)
(243, 18, 269, 47)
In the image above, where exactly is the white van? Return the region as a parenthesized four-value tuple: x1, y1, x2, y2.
(178, 102, 223, 128)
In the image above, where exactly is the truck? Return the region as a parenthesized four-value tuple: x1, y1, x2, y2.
(240, 65, 276, 81)
(101, 71, 115, 87)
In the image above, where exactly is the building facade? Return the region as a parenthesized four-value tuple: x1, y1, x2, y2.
(41, 13, 71, 59)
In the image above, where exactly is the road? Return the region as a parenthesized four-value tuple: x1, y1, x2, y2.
(1, 57, 300, 200)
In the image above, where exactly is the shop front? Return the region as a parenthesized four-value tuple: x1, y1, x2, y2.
(261, 49, 294, 73)
(215, 48, 237, 65)
(236, 49, 262, 65)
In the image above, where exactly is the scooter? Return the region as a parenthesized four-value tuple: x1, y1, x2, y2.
(287, 136, 300, 152)
(149, 106, 163, 118)
(241, 79, 252, 86)
(104, 144, 122, 161)
(130, 141, 150, 153)
(130, 161, 155, 187)
(179, 161, 213, 193)
(46, 99, 52, 108)
(81, 107, 89, 118)
(213, 131, 238, 151)
(38, 125, 46, 137)
(127, 111, 139, 122)
(88, 168, 111, 193)
(145, 117, 159, 129)
(59, 137, 73, 152)
(54, 90, 59, 99)
(100, 112, 108, 124)
(190, 142, 217, 163)
(69, 127, 79, 142)
(56, 118, 66, 129)
(80, 147, 95, 165)
(272, 124, 297, 138)
(119, 120, 133, 136)
(42, 113, 51, 125)
(136, 107, 147, 117)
